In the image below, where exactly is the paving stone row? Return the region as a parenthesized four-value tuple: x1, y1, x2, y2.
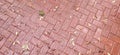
(0, 0, 120, 55)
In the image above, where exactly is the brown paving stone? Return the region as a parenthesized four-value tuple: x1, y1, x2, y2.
(0, 0, 120, 55)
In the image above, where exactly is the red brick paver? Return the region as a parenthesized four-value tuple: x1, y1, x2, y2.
(0, 0, 120, 55)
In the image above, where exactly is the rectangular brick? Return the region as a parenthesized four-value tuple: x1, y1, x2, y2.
(19, 9, 32, 17)
(4, 10, 17, 18)
(109, 33, 120, 43)
(0, 19, 4, 27)
(80, 0, 89, 8)
(111, 22, 119, 35)
(38, 21, 48, 27)
(85, 30, 95, 42)
(104, 8, 111, 18)
(7, 25, 21, 35)
(96, 10, 103, 20)
(21, 17, 30, 24)
(117, 28, 120, 37)
(50, 41, 64, 51)
(53, 14, 65, 22)
(30, 46, 41, 55)
(2, 18, 13, 29)
(61, 9, 73, 19)
(22, 4, 35, 14)
(93, 20, 104, 28)
(82, 41, 96, 52)
(118, 7, 120, 13)
(73, 30, 81, 36)
(91, 38, 104, 49)
(94, 3, 105, 10)
(94, 28, 102, 40)
(110, 6, 119, 16)
(40, 35, 53, 45)
(0, 28, 11, 38)
(12, 15, 22, 26)
(79, 15, 87, 25)
(4, 34, 16, 48)
(70, 17, 79, 28)
(8, 6, 20, 13)
(79, 8, 90, 15)
(11, 0, 20, 6)
(58, 30, 70, 39)
(50, 32, 61, 41)
(40, 45, 49, 55)
(15, 31, 26, 42)
(17, 23, 30, 33)
(30, 37, 44, 48)
(0, 35, 6, 48)
(87, 13, 95, 23)
(1, 3, 10, 10)
(0, 14, 8, 21)
(101, 25, 111, 37)
(21, 40, 34, 51)
(73, 45, 87, 54)
(64, 47, 78, 55)
(10, 44, 23, 54)
(53, 21, 62, 33)
(105, 45, 112, 52)
(96, 0, 103, 3)
(0, 46, 13, 55)
(100, 36, 113, 46)
(76, 32, 86, 45)
(23, 31, 33, 41)
(111, 43, 120, 55)
(86, 5, 97, 13)
(85, 22, 97, 31)
(34, 27, 45, 39)
(44, 16, 57, 25)
(88, 0, 96, 6)
(44, 24, 54, 36)
(30, 12, 42, 24)
(61, 19, 71, 30)
(73, 10, 82, 18)
(101, 1, 112, 8)
(6, 0, 14, 3)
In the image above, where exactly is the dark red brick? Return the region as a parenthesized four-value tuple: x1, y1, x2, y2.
(111, 43, 120, 55)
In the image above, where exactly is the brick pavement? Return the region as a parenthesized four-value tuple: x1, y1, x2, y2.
(0, 0, 120, 55)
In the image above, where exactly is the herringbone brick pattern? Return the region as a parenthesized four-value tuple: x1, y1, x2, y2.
(0, 0, 120, 55)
